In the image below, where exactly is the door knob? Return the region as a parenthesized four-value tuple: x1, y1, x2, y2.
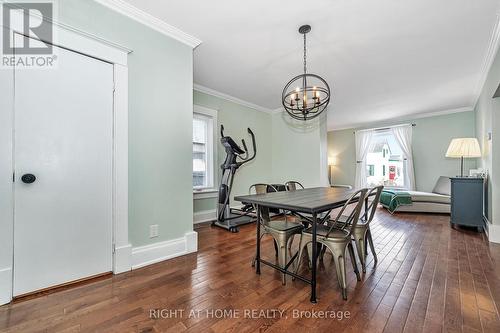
(21, 174, 36, 184)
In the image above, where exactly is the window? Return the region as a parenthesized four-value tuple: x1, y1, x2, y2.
(365, 130, 405, 188)
(193, 106, 217, 191)
(367, 164, 375, 176)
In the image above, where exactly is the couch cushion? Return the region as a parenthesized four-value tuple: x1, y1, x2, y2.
(407, 191, 451, 204)
(432, 176, 451, 196)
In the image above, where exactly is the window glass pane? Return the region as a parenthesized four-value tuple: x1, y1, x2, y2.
(193, 118, 207, 144)
(366, 131, 406, 188)
(193, 116, 208, 188)
(193, 113, 214, 189)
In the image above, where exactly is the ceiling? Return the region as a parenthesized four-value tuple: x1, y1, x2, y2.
(123, 0, 500, 130)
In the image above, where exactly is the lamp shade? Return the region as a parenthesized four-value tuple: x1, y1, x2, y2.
(445, 138, 481, 158)
(328, 156, 337, 166)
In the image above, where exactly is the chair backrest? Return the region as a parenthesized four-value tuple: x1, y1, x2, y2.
(361, 185, 384, 225)
(325, 188, 368, 238)
(249, 183, 269, 195)
(248, 183, 278, 223)
(285, 181, 304, 191)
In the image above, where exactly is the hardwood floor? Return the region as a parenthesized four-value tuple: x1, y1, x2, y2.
(1, 208, 500, 332)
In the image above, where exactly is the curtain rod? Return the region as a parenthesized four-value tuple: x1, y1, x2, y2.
(353, 123, 416, 134)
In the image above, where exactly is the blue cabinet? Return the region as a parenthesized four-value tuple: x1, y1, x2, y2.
(450, 177, 484, 231)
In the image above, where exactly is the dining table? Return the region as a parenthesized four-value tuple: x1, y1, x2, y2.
(234, 186, 368, 303)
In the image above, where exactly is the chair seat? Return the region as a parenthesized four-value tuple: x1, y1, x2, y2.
(303, 224, 349, 238)
(265, 220, 303, 232)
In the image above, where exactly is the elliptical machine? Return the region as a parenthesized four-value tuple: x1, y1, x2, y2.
(212, 125, 256, 232)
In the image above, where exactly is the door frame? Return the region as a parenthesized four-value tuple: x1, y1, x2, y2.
(0, 13, 133, 304)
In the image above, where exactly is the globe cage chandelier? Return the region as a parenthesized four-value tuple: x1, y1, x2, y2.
(281, 25, 331, 121)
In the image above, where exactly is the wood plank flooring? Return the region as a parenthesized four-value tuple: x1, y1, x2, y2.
(1, 208, 500, 332)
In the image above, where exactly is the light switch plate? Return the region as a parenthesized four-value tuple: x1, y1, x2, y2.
(149, 224, 159, 238)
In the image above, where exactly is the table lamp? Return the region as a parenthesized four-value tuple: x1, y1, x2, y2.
(445, 138, 481, 177)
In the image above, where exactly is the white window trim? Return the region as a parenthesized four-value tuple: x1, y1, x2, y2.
(193, 105, 218, 199)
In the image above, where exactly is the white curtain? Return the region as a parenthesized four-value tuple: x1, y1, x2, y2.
(354, 130, 374, 188)
(392, 125, 416, 190)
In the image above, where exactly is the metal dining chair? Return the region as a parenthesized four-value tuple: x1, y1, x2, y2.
(250, 184, 304, 285)
(285, 180, 314, 222)
(336, 185, 383, 272)
(294, 188, 368, 300)
(283, 180, 307, 254)
(286, 180, 331, 262)
(285, 181, 305, 191)
(250, 184, 277, 264)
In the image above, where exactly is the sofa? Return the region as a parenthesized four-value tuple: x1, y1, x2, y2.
(381, 176, 451, 214)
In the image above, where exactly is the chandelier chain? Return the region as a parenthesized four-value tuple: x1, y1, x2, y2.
(303, 33, 307, 75)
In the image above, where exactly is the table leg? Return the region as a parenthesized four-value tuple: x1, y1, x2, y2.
(310, 212, 317, 303)
(256, 205, 261, 275)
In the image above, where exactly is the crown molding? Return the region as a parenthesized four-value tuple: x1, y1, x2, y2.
(93, 0, 201, 49)
(408, 106, 474, 120)
(330, 106, 474, 131)
(473, 14, 500, 107)
(2, 1, 133, 55)
(193, 84, 273, 114)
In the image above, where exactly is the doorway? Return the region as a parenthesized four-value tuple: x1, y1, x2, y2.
(12, 42, 114, 296)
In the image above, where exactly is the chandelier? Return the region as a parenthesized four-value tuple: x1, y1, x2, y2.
(281, 25, 331, 121)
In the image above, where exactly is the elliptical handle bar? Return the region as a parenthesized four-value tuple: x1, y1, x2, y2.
(241, 139, 249, 160)
(240, 128, 256, 164)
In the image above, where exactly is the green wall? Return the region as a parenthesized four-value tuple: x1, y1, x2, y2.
(475, 45, 500, 225)
(193, 91, 328, 216)
(328, 111, 477, 192)
(193, 91, 273, 214)
(327, 129, 356, 187)
(271, 112, 328, 187)
(58, 0, 194, 246)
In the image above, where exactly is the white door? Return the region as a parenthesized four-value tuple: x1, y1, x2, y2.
(13, 44, 114, 296)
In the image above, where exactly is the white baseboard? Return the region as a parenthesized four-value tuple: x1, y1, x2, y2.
(483, 215, 500, 244)
(488, 223, 500, 244)
(0, 267, 12, 305)
(194, 209, 216, 224)
(113, 244, 132, 274)
(131, 231, 198, 269)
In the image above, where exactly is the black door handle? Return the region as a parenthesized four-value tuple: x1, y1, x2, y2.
(21, 174, 36, 184)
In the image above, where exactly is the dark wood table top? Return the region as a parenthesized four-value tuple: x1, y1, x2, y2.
(234, 187, 360, 214)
